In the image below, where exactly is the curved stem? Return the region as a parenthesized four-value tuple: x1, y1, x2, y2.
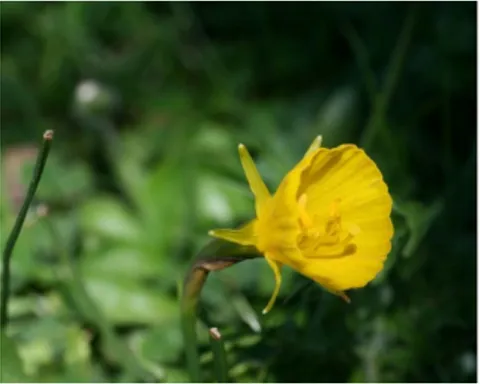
(1, 130, 54, 330)
(181, 239, 259, 382)
(181, 267, 209, 382)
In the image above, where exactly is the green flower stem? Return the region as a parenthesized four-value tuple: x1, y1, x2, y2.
(181, 267, 208, 383)
(209, 327, 229, 383)
(181, 239, 259, 382)
(0, 130, 54, 330)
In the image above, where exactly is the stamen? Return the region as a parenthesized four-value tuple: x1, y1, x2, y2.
(297, 196, 360, 260)
(310, 242, 357, 258)
(298, 198, 361, 259)
(298, 193, 313, 229)
(347, 223, 361, 236)
(325, 199, 343, 235)
(329, 198, 342, 218)
(325, 217, 341, 236)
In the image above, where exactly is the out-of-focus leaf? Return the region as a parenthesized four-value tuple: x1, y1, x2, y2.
(139, 163, 188, 251)
(80, 247, 175, 282)
(395, 199, 444, 257)
(197, 171, 253, 225)
(0, 333, 29, 382)
(313, 86, 358, 146)
(21, 155, 93, 201)
(192, 123, 236, 157)
(0, 219, 59, 286)
(229, 291, 262, 333)
(130, 323, 183, 363)
(60, 326, 99, 383)
(64, 326, 91, 366)
(17, 338, 55, 377)
(7, 293, 65, 325)
(80, 197, 143, 244)
(83, 274, 178, 325)
(191, 123, 239, 170)
(115, 137, 149, 208)
(166, 368, 190, 383)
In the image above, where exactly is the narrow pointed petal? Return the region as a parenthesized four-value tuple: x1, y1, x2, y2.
(262, 255, 282, 314)
(208, 220, 257, 246)
(303, 135, 323, 158)
(238, 144, 271, 215)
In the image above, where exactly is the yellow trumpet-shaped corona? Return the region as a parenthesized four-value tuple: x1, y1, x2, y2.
(209, 137, 393, 314)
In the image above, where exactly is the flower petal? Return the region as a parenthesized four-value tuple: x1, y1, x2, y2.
(238, 144, 271, 216)
(293, 144, 393, 290)
(300, 239, 392, 290)
(255, 146, 319, 252)
(303, 135, 323, 158)
(208, 220, 257, 246)
(299, 145, 390, 214)
(262, 254, 283, 314)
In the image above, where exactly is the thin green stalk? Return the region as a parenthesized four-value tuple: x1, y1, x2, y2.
(361, 8, 417, 150)
(181, 267, 208, 382)
(181, 239, 260, 382)
(209, 328, 228, 383)
(1, 130, 54, 330)
(342, 23, 378, 104)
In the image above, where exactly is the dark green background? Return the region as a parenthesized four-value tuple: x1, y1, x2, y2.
(0, 2, 476, 382)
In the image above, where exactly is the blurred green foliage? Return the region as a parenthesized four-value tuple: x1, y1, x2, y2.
(0, 2, 476, 383)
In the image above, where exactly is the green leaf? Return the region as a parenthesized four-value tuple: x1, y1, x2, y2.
(197, 171, 253, 225)
(165, 368, 190, 383)
(80, 197, 143, 244)
(394, 199, 444, 258)
(83, 275, 178, 325)
(139, 163, 188, 251)
(130, 323, 183, 364)
(80, 247, 176, 282)
(64, 326, 91, 366)
(0, 333, 29, 382)
(0, 214, 62, 285)
(21, 155, 93, 201)
(191, 123, 238, 169)
(313, 86, 358, 146)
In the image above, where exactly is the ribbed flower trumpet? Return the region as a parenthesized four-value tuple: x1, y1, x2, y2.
(209, 136, 393, 314)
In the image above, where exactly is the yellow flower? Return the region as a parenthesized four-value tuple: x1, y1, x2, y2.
(209, 136, 393, 314)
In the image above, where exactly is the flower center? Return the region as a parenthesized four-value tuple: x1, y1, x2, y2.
(296, 194, 359, 258)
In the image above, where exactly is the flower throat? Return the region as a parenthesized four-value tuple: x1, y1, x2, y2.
(297, 195, 359, 259)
